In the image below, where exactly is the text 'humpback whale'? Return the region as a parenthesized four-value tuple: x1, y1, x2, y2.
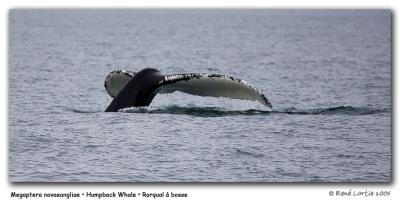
(104, 68, 272, 112)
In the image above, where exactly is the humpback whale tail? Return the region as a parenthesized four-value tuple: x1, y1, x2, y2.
(104, 68, 272, 112)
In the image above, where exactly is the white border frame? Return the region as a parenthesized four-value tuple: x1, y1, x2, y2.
(1, 1, 397, 203)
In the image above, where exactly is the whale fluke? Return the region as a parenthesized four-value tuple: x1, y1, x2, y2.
(105, 68, 272, 112)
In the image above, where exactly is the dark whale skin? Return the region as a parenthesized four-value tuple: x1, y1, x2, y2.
(105, 68, 163, 112)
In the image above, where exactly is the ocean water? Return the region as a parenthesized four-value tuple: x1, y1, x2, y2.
(9, 10, 391, 182)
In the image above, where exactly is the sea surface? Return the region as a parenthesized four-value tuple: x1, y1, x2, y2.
(9, 10, 391, 182)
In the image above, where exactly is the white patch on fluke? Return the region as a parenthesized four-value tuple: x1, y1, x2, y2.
(104, 70, 272, 109)
(104, 70, 135, 97)
(159, 74, 272, 108)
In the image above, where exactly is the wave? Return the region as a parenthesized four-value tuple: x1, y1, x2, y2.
(234, 148, 264, 158)
(66, 105, 389, 117)
(278, 106, 389, 115)
(65, 108, 101, 113)
(118, 105, 389, 117)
